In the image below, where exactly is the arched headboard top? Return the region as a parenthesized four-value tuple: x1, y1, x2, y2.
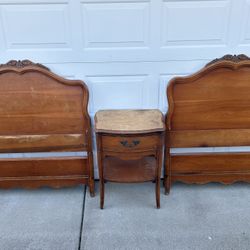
(0, 59, 88, 89)
(0, 59, 50, 71)
(168, 54, 250, 89)
(205, 54, 250, 67)
(167, 54, 250, 132)
(0, 60, 90, 139)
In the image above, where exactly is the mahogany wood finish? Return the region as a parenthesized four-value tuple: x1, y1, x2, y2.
(95, 110, 165, 209)
(0, 60, 94, 195)
(165, 54, 250, 194)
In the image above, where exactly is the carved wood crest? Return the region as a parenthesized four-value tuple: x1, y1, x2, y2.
(0, 60, 50, 71)
(206, 54, 250, 67)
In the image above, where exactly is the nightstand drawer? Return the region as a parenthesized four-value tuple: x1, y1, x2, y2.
(101, 134, 160, 152)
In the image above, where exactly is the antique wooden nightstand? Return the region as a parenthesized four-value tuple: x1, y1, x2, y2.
(95, 109, 165, 209)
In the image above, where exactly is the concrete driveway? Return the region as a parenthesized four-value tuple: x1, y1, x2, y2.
(1, 182, 250, 250)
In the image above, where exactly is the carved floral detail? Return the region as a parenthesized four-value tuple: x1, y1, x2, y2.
(0, 60, 50, 71)
(206, 54, 250, 66)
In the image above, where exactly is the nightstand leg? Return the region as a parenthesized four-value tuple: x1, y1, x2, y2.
(164, 147, 171, 195)
(156, 178, 160, 209)
(156, 148, 163, 209)
(165, 175, 171, 195)
(100, 179, 105, 209)
(97, 134, 105, 209)
(89, 179, 95, 197)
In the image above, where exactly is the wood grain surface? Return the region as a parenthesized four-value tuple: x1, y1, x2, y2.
(0, 60, 94, 195)
(164, 54, 250, 194)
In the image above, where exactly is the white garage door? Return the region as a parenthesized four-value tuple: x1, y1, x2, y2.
(0, 0, 250, 175)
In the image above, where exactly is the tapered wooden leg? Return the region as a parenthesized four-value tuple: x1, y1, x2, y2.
(99, 158, 105, 209)
(89, 178, 95, 197)
(165, 177, 171, 195)
(155, 147, 163, 209)
(100, 179, 105, 209)
(155, 178, 160, 209)
(96, 134, 105, 209)
(164, 147, 171, 195)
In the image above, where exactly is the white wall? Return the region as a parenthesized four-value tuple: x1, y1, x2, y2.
(1, 0, 250, 176)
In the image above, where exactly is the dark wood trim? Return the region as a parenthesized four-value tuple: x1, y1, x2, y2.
(0, 60, 50, 71)
(206, 54, 250, 67)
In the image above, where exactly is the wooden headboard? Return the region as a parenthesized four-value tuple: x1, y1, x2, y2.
(164, 54, 250, 195)
(166, 54, 250, 148)
(0, 60, 91, 153)
(0, 60, 94, 195)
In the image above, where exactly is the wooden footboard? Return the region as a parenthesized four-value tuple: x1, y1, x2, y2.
(171, 152, 250, 184)
(0, 156, 90, 188)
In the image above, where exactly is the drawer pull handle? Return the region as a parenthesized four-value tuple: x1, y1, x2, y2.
(120, 140, 140, 148)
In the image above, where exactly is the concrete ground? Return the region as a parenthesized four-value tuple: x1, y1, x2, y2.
(0, 182, 250, 250)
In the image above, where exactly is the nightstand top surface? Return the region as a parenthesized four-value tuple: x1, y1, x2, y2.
(95, 109, 165, 134)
